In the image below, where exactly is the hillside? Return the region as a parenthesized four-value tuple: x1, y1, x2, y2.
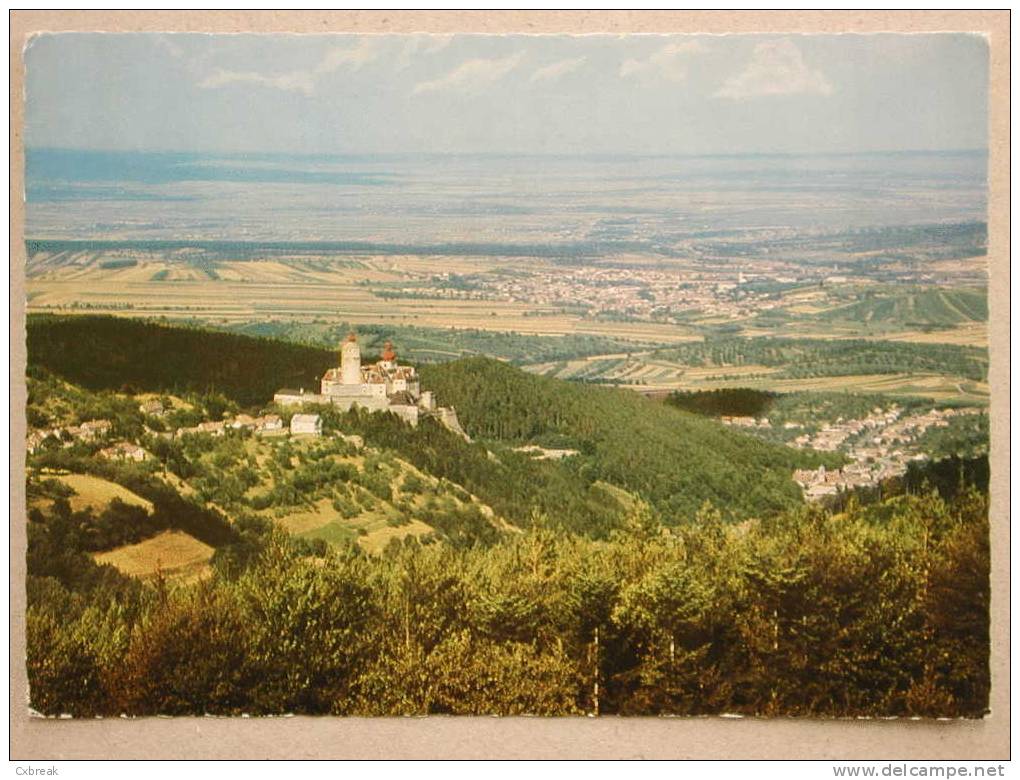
(27, 315, 835, 526)
(26, 314, 336, 406)
(420, 357, 834, 520)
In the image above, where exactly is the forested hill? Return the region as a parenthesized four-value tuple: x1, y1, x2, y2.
(26, 315, 834, 523)
(421, 357, 834, 520)
(26, 315, 336, 406)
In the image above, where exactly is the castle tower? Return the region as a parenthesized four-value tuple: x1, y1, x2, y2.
(380, 340, 397, 369)
(340, 332, 362, 385)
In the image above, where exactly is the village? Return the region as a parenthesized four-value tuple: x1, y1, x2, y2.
(384, 262, 827, 324)
(721, 405, 985, 500)
(25, 398, 320, 465)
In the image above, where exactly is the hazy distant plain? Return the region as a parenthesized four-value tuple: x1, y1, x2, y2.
(26, 149, 987, 243)
(25, 148, 990, 404)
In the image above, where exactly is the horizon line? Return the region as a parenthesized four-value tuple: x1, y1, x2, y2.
(24, 145, 990, 160)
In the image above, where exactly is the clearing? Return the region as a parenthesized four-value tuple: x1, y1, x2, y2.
(56, 473, 154, 514)
(93, 529, 214, 582)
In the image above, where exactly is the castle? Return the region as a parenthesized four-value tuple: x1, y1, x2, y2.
(274, 333, 467, 438)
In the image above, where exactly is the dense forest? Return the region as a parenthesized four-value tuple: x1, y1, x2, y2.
(27, 480, 989, 717)
(27, 315, 336, 406)
(665, 388, 778, 418)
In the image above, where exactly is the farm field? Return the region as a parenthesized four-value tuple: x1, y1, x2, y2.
(879, 323, 989, 347)
(27, 275, 707, 343)
(55, 473, 154, 514)
(26, 248, 988, 350)
(526, 355, 989, 405)
(817, 287, 988, 327)
(669, 373, 989, 403)
(737, 321, 988, 346)
(26, 274, 986, 352)
(93, 529, 214, 582)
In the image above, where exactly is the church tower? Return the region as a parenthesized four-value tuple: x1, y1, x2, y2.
(340, 332, 362, 385)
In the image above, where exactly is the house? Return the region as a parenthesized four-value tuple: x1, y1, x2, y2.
(793, 466, 825, 487)
(99, 442, 148, 462)
(197, 421, 226, 436)
(82, 419, 113, 437)
(26, 430, 51, 453)
(229, 414, 257, 431)
(255, 414, 284, 434)
(71, 419, 113, 442)
(290, 413, 322, 436)
(805, 483, 838, 498)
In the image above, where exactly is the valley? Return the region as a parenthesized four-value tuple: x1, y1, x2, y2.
(21, 151, 993, 719)
(25, 225, 989, 409)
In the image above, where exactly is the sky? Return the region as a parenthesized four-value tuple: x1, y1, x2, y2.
(24, 32, 988, 156)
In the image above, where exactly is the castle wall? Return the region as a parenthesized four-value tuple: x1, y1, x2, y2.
(389, 405, 420, 427)
(275, 391, 329, 406)
(320, 381, 387, 398)
(330, 396, 391, 414)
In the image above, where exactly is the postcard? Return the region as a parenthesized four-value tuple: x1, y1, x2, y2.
(10, 10, 1009, 761)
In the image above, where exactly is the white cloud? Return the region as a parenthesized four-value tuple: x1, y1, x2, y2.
(619, 40, 706, 82)
(530, 56, 586, 83)
(715, 39, 833, 99)
(198, 69, 316, 95)
(413, 52, 524, 95)
(395, 34, 454, 72)
(314, 38, 381, 74)
(197, 38, 381, 96)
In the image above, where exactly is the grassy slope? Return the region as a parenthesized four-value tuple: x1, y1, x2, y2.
(57, 474, 154, 514)
(93, 529, 214, 582)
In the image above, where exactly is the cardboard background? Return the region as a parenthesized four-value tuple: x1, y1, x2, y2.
(8, 10, 1010, 760)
